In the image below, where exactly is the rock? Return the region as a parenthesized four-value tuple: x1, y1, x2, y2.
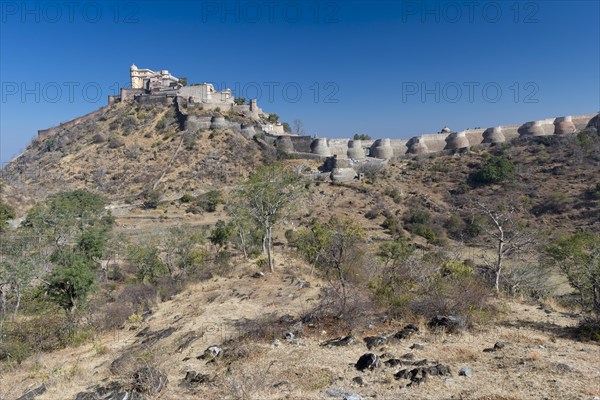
(379, 352, 395, 359)
(363, 336, 387, 350)
(393, 324, 419, 340)
(321, 335, 356, 347)
(355, 353, 381, 371)
(410, 343, 425, 350)
(494, 341, 512, 350)
(273, 380, 289, 388)
(198, 345, 222, 360)
(74, 381, 143, 400)
(401, 353, 415, 360)
(556, 363, 574, 373)
(273, 339, 281, 346)
(395, 363, 451, 385)
(132, 367, 168, 394)
(284, 332, 295, 341)
(483, 348, 495, 353)
(251, 271, 265, 278)
(176, 333, 200, 353)
(428, 315, 466, 333)
(179, 370, 210, 388)
(296, 279, 311, 288)
(140, 327, 176, 345)
(352, 376, 365, 386)
(15, 384, 46, 400)
(384, 358, 403, 367)
(459, 367, 473, 378)
(322, 389, 363, 400)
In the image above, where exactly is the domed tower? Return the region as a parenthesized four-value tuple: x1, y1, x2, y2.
(130, 64, 143, 89)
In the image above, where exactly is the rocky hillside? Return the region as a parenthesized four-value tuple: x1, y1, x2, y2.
(1, 101, 272, 213)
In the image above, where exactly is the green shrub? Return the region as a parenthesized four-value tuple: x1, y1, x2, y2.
(408, 224, 436, 242)
(180, 193, 193, 203)
(187, 190, 224, 214)
(469, 156, 515, 185)
(140, 188, 161, 209)
(404, 209, 431, 225)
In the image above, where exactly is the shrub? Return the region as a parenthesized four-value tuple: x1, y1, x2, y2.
(187, 190, 224, 213)
(404, 209, 431, 225)
(108, 136, 124, 149)
(141, 188, 161, 209)
(180, 193, 193, 203)
(0, 199, 16, 229)
(469, 155, 515, 185)
(364, 208, 380, 220)
(531, 192, 570, 215)
(92, 133, 106, 143)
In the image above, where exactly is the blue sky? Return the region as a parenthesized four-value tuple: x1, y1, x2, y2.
(1, 0, 599, 163)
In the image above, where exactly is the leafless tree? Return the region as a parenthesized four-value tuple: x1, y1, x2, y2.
(473, 200, 537, 294)
(293, 119, 305, 135)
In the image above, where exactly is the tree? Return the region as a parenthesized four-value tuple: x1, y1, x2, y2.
(46, 250, 95, 315)
(267, 114, 279, 124)
(282, 122, 292, 133)
(209, 220, 233, 254)
(231, 164, 303, 272)
(469, 155, 516, 186)
(293, 119, 305, 135)
(316, 217, 365, 317)
(293, 222, 331, 276)
(178, 77, 188, 86)
(234, 97, 247, 105)
(0, 199, 16, 230)
(353, 133, 371, 140)
(473, 201, 536, 293)
(226, 201, 261, 259)
(127, 243, 166, 284)
(163, 226, 206, 280)
(545, 232, 600, 313)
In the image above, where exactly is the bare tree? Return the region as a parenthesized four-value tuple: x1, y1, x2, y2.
(473, 201, 536, 294)
(293, 119, 305, 135)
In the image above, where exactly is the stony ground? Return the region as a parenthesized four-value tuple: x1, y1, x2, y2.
(3, 266, 599, 400)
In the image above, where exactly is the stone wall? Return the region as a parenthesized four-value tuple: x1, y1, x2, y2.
(277, 113, 598, 160)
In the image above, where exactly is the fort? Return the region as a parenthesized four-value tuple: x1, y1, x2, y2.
(37, 66, 600, 182)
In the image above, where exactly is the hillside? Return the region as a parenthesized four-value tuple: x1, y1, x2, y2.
(1, 102, 599, 400)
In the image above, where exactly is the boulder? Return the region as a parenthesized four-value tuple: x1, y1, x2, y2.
(179, 370, 210, 388)
(15, 384, 46, 400)
(458, 367, 473, 378)
(363, 336, 387, 350)
(393, 324, 419, 340)
(355, 353, 381, 371)
(428, 315, 465, 333)
(320, 335, 356, 347)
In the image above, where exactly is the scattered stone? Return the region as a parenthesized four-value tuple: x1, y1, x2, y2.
(401, 353, 415, 360)
(140, 327, 176, 345)
(322, 389, 363, 400)
(395, 363, 452, 385)
(363, 336, 387, 350)
(483, 348, 495, 353)
(273, 380, 290, 388)
(355, 353, 381, 371)
(410, 343, 425, 350)
(413, 358, 439, 366)
(132, 367, 168, 394)
(74, 381, 143, 400)
(15, 384, 46, 400)
(273, 339, 281, 346)
(198, 345, 222, 360)
(321, 335, 357, 347)
(556, 363, 574, 373)
(384, 358, 403, 367)
(296, 279, 311, 288)
(459, 367, 473, 378)
(251, 271, 265, 278)
(393, 324, 419, 340)
(284, 332, 295, 341)
(179, 370, 210, 388)
(176, 333, 200, 353)
(428, 315, 466, 333)
(379, 352, 395, 359)
(494, 341, 512, 350)
(352, 376, 365, 386)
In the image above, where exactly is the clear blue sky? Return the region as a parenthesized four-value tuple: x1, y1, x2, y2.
(1, 0, 599, 163)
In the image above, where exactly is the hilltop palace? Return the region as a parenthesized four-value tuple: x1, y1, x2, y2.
(38, 66, 599, 181)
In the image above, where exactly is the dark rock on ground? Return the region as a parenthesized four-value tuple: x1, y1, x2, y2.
(355, 353, 381, 371)
(16, 384, 46, 400)
(179, 370, 210, 388)
(459, 367, 473, 378)
(410, 343, 425, 350)
(321, 335, 357, 347)
(393, 324, 419, 340)
(74, 381, 144, 400)
(176, 332, 200, 353)
(494, 341, 512, 350)
(140, 327, 176, 346)
(401, 353, 415, 360)
(428, 315, 466, 333)
(352, 376, 365, 386)
(273, 380, 290, 388)
(395, 363, 452, 386)
(384, 358, 403, 367)
(363, 336, 387, 350)
(251, 271, 265, 278)
(198, 345, 223, 360)
(556, 363, 574, 373)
